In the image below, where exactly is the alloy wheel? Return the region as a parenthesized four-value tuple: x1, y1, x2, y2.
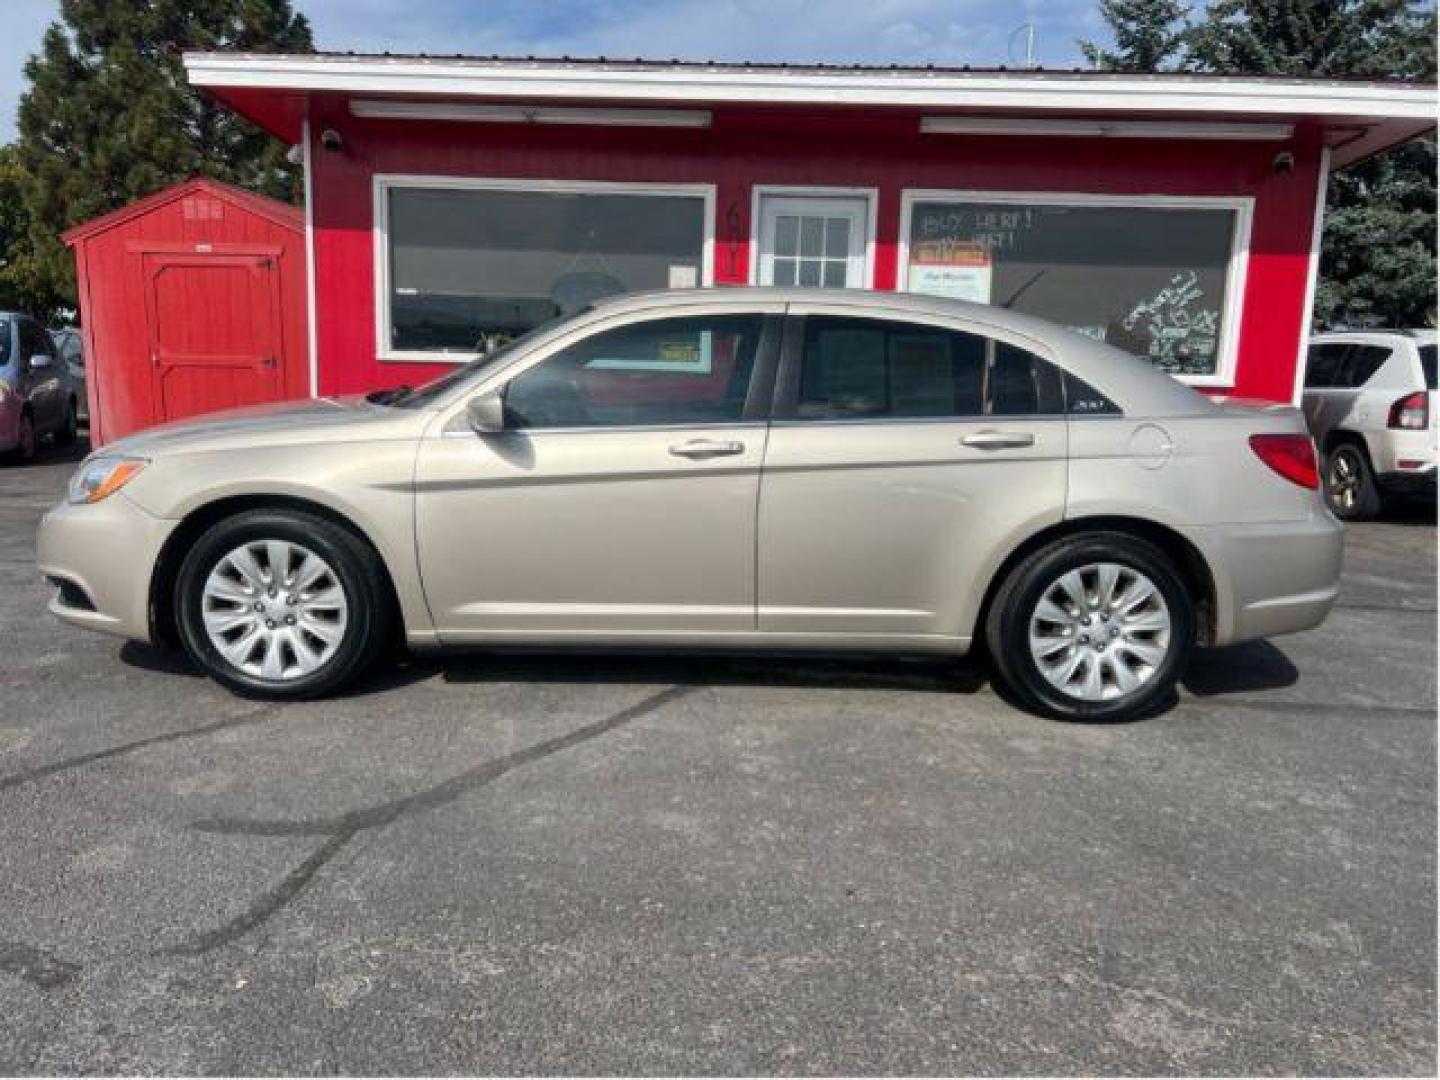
(1027, 562, 1172, 702)
(1328, 449, 1360, 513)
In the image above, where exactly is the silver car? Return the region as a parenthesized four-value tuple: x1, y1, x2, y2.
(37, 289, 1342, 721)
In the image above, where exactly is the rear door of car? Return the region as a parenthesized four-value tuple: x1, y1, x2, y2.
(755, 305, 1068, 644)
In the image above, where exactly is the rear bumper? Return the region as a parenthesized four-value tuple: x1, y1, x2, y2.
(1378, 466, 1436, 497)
(1188, 509, 1344, 647)
(36, 493, 175, 643)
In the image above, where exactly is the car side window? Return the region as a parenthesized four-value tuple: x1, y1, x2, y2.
(1339, 345, 1390, 388)
(503, 314, 764, 430)
(61, 334, 83, 364)
(795, 316, 1076, 420)
(1305, 344, 1349, 388)
(18, 320, 50, 363)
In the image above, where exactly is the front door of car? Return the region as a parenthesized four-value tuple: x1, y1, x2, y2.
(414, 307, 781, 641)
(17, 318, 59, 428)
(757, 310, 1068, 640)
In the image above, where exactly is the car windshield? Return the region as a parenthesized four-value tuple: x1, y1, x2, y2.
(376, 311, 585, 409)
(1418, 344, 1436, 390)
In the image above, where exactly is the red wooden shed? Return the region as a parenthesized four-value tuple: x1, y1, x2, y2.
(64, 177, 309, 446)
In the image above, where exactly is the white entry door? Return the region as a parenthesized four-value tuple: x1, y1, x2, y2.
(756, 194, 870, 288)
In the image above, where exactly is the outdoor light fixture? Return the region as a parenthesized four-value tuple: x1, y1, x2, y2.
(349, 100, 713, 128)
(919, 117, 1295, 140)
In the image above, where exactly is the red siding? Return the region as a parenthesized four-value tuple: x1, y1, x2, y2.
(310, 101, 1326, 402)
(67, 179, 309, 445)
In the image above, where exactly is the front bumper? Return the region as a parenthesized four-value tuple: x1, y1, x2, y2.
(36, 493, 176, 643)
(1189, 508, 1344, 647)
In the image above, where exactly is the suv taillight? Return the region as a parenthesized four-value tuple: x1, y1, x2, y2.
(1388, 391, 1429, 430)
(1249, 434, 1320, 490)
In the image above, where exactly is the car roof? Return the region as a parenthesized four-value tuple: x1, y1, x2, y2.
(587, 287, 1213, 417)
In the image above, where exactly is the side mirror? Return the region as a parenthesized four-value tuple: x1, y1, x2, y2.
(465, 391, 505, 434)
(28, 353, 53, 371)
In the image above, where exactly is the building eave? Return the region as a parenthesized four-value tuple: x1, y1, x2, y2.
(184, 52, 1437, 120)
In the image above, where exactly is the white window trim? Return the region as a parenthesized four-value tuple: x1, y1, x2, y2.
(897, 188, 1254, 389)
(748, 185, 878, 290)
(1291, 148, 1331, 406)
(301, 117, 319, 395)
(372, 174, 717, 364)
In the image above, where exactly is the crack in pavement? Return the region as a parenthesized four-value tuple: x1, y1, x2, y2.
(0, 705, 280, 794)
(0, 941, 82, 990)
(162, 683, 698, 956)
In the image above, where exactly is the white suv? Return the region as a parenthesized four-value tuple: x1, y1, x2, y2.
(1302, 330, 1437, 520)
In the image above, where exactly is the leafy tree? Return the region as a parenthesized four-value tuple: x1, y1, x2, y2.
(2, 0, 312, 321)
(1080, 0, 1191, 71)
(1184, 0, 1437, 328)
(1183, 0, 1431, 77)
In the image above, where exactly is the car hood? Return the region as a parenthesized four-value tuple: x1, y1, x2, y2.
(98, 396, 427, 458)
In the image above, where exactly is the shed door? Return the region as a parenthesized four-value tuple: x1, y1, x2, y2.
(143, 252, 285, 423)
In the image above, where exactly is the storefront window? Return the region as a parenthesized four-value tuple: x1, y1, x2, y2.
(903, 196, 1246, 379)
(383, 183, 709, 357)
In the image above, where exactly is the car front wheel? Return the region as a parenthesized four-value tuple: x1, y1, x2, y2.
(985, 533, 1196, 722)
(174, 509, 392, 699)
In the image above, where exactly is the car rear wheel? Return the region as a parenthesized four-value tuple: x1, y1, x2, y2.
(985, 533, 1196, 722)
(175, 509, 392, 699)
(1323, 443, 1382, 521)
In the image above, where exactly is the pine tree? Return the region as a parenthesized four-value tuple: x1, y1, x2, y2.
(4, 0, 312, 320)
(1184, 0, 1437, 328)
(1080, 0, 1191, 71)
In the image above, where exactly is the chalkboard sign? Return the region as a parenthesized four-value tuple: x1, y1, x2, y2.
(907, 200, 1239, 377)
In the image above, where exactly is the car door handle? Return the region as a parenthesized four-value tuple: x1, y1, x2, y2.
(669, 439, 745, 459)
(960, 430, 1035, 450)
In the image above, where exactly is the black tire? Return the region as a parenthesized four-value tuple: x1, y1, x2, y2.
(174, 509, 393, 699)
(984, 532, 1196, 722)
(1323, 442, 1383, 522)
(55, 397, 78, 446)
(9, 409, 37, 463)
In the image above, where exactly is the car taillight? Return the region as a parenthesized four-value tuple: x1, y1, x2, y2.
(1249, 434, 1319, 490)
(1388, 391, 1428, 430)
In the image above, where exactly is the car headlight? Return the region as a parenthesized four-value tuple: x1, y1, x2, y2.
(68, 456, 147, 504)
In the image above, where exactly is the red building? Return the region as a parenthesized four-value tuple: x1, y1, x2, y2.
(64, 177, 309, 444)
(184, 53, 1434, 405)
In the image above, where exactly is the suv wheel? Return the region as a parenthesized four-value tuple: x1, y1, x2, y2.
(174, 509, 392, 699)
(1323, 443, 1382, 521)
(985, 533, 1196, 722)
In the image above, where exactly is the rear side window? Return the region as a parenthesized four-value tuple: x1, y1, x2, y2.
(0, 319, 10, 366)
(1418, 344, 1436, 390)
(1341, 345, 1390, 387)
(795, 316, 1079, 420)
(1305, 344, 1349, 388)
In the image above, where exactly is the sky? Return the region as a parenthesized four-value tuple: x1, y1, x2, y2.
(0, 0, 1108, 140)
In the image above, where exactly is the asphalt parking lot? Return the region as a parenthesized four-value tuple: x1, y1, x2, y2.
(1, 437, 1434, 1075)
